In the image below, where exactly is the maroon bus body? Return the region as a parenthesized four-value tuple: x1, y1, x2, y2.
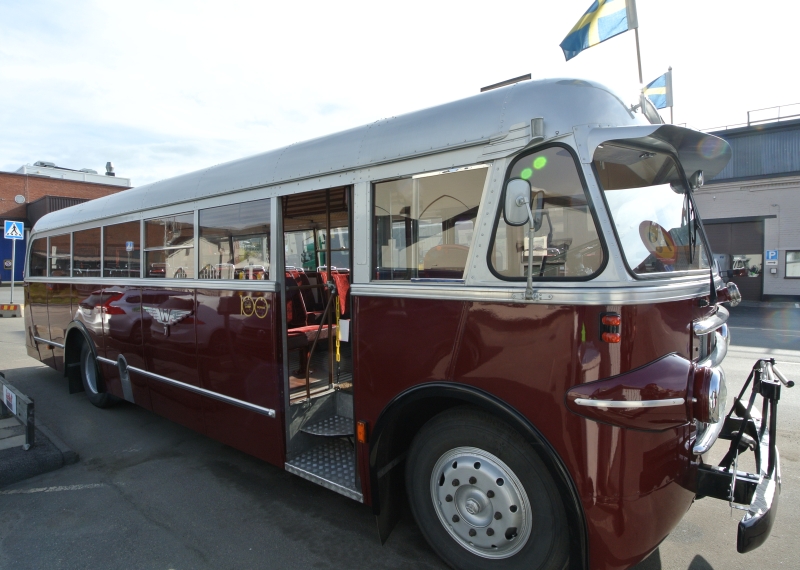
(25, 277, 716, 570)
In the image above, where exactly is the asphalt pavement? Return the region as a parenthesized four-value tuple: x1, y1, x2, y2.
(0, 294, 798, 570)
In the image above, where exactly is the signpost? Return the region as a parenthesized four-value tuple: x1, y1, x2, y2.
(766, 249, 779, 266)
(4, 221, 24, 304)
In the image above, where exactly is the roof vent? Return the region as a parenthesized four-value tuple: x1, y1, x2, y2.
(33, 161, 56, 168)
(105, 162, 116, 176)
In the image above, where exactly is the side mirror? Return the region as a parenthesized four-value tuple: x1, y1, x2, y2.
(504, 179, 532, 227)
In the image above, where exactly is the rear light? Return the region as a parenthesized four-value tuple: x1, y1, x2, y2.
(100, 293, 125, 315)
(601, 332, 621, 343)
(693, 365, 727, 424)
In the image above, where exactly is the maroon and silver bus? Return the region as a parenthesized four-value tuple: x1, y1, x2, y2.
(23, 78, 786, 570)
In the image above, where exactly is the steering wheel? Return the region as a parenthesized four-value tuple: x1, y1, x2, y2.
(638, 221, 677, 264)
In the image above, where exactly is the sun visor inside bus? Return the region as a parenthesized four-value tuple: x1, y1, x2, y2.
(583, 124, 732, 181)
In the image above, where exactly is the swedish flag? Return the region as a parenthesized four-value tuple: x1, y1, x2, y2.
(644, 70, 673, 109)
(560, 0, 639, 61)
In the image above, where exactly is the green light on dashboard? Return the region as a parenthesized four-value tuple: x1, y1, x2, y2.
(533, 156, 547, 170)
(520, 168, 533, 179)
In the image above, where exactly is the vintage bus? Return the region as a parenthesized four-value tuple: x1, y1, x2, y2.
(23, 78, 785, 570)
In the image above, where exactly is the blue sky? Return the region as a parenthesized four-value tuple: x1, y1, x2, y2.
(1, 0, 796, 186)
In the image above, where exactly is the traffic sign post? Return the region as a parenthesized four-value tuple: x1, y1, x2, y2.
(4, 221, 24, 304)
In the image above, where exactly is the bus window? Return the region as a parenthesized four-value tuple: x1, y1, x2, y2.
(198, 199, 271, 280)
(284, 230, 316, 272)
(594, 145, 709, 275)
(48, 234, 71, 277)
(317, 226, 349, 270)
(144, 213, 194, 279)
(373, 165, 488, 280)
(104, 221, 141, 278)
(73, 228, 101, 278)
(28, 237, 47, 277)
(490, 146, 604, 280)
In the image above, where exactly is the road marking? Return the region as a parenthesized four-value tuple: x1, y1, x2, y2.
(0, 483, 106, 495)
(730, 326, 800, 335)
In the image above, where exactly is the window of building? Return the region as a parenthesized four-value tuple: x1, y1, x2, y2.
(73, 228, 101, 277)
(490, 146, 604, 280)
(28, 238, 47, 277)
(48, 234, 71, 277)
(373, 165, 488, 280)
(198, 199, 271, 280)
(786, 251, 800, 278)
(104, 221, 141, 278)
(144, 213, 194, 278)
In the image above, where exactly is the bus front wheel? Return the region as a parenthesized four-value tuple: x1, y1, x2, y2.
(406, 408, 569, 570)
(80, 343, 116, 408)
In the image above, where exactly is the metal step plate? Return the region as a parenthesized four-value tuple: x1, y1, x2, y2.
(285, 439, 362, 502)
(300, 415, 354, 437)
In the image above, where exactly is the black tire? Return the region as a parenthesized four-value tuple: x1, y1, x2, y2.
(406, 407, 569, 570)
(79, 342, 116, 408)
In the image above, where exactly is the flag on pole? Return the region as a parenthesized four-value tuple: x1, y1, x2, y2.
(644, 69, 673, 109)
(560, 0, 639, 61)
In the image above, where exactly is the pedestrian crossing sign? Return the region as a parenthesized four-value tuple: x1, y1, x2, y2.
(4, 221, 24, 240)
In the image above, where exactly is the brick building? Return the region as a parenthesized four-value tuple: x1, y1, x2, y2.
(1, 162, 131, 282)
(694, 115, 800, 301)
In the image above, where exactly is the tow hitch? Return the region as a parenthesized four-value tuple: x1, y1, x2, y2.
(696, 358, 793, 553)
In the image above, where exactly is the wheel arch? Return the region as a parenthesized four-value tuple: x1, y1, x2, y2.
(369, 382, 588, 570)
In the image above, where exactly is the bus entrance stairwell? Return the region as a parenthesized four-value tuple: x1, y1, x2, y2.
(281, 186, 361, 501)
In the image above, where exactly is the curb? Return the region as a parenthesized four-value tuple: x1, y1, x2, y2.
(0, 425, 78, 488)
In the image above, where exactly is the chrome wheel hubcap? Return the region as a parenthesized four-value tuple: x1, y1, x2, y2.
(430, 446, 532, 559)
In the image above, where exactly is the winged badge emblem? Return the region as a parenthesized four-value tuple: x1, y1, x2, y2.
(143, 306, 192, 336)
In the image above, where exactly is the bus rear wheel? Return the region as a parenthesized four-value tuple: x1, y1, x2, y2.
(406, 408, 569, 570)
(80, 343, 116, 408)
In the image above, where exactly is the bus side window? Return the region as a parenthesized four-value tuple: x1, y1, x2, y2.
(28, 237, 47, 277)
(490, 145, 604, 280)
(198, 199, 271, 280)
(372, 165, 488, 281)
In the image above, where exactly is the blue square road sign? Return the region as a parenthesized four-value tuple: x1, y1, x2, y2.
(4, 221, 24, 240)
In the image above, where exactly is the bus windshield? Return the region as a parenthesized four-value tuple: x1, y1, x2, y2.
(594, 144, 709, 276)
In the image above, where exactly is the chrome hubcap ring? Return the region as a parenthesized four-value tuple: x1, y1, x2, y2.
(84, 350, 98, 394)
(430, 446, 532, 559)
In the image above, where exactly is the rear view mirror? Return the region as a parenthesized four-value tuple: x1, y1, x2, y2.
(504, 179, 531, 226)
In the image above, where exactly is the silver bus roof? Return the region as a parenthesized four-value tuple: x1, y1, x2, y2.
(32, 78, 726, 234)
(582, 124, 732, 180)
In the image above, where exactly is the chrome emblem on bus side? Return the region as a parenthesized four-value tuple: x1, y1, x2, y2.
(143, 306, 192, 336)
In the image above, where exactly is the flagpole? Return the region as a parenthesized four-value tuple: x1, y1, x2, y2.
(634, 28, 643, 84)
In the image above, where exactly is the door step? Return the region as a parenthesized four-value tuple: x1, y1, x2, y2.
(300, 415, 354, 437)
(285, 439, 362, 502)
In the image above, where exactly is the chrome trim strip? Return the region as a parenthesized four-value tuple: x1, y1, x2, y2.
(694, 306, 729, 336)
(574, 398, 685, 408)
(698, 327, 728, 369)
(32, 336, 64, 349)
(24, 277, 279, 293)
(351, 279, 712, 305)
(96, 356, 116, 366)
(122, 364, 276, 418)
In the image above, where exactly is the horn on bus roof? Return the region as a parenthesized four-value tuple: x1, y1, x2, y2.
(581, 124, 732, 181)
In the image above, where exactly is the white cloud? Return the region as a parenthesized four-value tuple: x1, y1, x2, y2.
(1, 0, 798, 185)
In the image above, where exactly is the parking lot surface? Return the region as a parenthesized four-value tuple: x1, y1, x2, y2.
(0, 298, 798, 570)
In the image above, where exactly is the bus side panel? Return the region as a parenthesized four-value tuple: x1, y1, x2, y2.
(46, 282, 72, 372)
(355, 296, 695, 570)
(26, 282, 49, 364)
(142, 287, 205, 435)
(102, 286, 151, 409)
(72, 282, 106, 355)
(453, 300, 696, 570)
(196, 290, 285, 467)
